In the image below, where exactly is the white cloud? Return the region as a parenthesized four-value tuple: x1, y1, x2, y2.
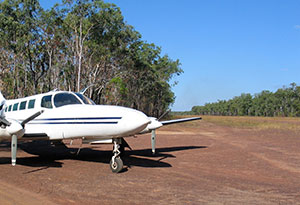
(294, 25, 300, 29)
(281, 68, 289, 71)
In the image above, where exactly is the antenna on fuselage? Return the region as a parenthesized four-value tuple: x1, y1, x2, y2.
(80, 84, 95, 94)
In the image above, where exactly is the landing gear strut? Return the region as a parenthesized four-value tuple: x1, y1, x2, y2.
(110, 139, 123, 173)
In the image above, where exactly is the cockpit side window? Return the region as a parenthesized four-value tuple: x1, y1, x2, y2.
(54, 93, 82, 108)
(41, 95, 53, 109)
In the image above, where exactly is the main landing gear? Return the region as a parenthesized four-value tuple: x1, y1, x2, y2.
(110, 139, 123, 173)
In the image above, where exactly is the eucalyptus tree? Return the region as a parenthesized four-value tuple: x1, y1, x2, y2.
(191, 83, 300, 117)
(0, 0, 47, 97)
(121, 41, 182, 117)
(0, 0, 183, 117)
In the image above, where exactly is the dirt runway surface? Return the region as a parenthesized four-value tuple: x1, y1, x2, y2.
(0, 120, 300, 204)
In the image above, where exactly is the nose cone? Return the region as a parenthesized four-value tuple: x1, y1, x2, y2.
(120, 108, 150, 136)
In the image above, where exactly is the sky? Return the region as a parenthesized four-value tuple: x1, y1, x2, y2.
(40, 0, 300, 111)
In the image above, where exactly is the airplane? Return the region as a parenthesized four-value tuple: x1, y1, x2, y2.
(0, 90, 201, 173)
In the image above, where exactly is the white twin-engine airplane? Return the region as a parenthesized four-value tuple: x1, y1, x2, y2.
(0, 90, 201, 173)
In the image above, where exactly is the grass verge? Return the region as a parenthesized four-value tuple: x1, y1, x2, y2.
(201, 115, 300, 131)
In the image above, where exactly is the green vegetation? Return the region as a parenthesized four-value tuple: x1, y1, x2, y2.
(191, 83, 300, 117)
(0, 0, 182, 117)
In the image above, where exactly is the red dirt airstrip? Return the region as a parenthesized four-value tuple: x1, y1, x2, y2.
(0, 118, 300, 204)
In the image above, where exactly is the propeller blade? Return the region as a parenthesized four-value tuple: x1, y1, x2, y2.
(21, 110, 44, 127)
(151, 130, 156, 155)
(0, 117, 11, 126)
(158, 109, 171, 121)
(11, 134, 17, 166)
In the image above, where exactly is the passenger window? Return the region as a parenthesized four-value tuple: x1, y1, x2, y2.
(20, 101, 27, 110)
(5, 107, 7, 112)
(28, 99, 35, 109)
(8, 105, 12, 112)
(41, 95, 53, 109)
(13, 103, 19, 111)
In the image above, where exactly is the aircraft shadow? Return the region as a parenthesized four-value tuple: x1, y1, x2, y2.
(0, 141, 207, 172)
(124, 146, 207, 169)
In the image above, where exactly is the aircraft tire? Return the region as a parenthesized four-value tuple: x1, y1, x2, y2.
(110, 157, 123, 173)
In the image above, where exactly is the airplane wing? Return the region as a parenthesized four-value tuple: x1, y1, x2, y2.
(160, 117, 202, 125)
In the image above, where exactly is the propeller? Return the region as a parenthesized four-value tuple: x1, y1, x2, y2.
(146, 116, 202, 155)
(149, 109, 171, 154)
(151, 129, 156, 154)
(147, 118, 163, 155)
(0, 117, 11, 127)
(1, 110, 44, 166)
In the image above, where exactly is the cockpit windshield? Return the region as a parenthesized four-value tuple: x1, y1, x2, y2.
(54, 93, 82, 108)
(75, 93, 95, 105)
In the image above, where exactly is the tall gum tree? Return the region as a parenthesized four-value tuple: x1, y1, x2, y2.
(0, 0, 183, 117)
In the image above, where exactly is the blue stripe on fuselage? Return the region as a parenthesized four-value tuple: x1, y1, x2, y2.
(34, 117, 122, 121)
(29, 121, 118, 125)
(26, 117, 122, 125)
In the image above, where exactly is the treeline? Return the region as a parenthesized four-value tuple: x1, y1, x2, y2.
(192, 83, 300, 117)
(0, 0, 182, 117)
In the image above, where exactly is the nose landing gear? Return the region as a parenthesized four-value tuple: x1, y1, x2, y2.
(110, 139, 123, 173)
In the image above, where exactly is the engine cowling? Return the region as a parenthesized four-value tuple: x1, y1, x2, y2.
(0, 119, 24, 140)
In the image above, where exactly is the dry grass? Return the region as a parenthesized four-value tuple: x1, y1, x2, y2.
(201, 115, 300, 131)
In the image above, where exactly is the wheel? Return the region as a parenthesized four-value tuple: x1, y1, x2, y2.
(110, 157, 123, 173)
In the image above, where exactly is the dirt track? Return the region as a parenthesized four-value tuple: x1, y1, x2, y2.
(0, 120, 300, 204)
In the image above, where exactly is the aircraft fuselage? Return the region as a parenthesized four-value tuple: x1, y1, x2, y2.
(2, 91, 150, 141)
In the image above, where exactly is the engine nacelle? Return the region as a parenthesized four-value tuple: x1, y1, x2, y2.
(139, 117, 163, 134)
(0, 119, 24, 140)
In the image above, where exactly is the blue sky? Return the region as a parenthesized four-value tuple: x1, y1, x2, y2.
(40, 0, 300, 111)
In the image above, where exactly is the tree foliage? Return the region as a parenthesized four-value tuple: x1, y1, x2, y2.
(192, 83, 300, 117)
(0, 0, 182, 117)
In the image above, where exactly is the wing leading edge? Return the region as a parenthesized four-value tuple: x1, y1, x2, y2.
(160, 117, 202, 126)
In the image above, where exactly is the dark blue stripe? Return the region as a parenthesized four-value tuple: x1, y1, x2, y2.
(34, 117, 122, 121)
(29, 121, 118, 125)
